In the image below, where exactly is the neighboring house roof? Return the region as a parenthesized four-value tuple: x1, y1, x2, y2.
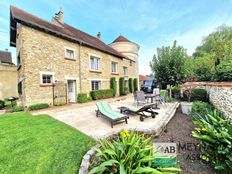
(10, 6, 127, 59)
(0, 51, 13, 64)
(112, 35, 131, 43)
(139, 75, 149, 81)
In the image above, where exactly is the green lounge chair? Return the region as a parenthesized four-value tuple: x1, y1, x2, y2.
(96, 101, 129, 128)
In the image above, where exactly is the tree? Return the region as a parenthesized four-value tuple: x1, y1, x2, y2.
(119, 77, 125, 95)
(193, 25, 232, 81)
(150, 41, 189, 88)
(133, 78, 138, 91)
(110, 77, 117, 96)
(129, 78, 134, 93)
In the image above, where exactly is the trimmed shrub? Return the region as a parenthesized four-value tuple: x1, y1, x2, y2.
(77, 93, 92, 103)
(10, 105, 24, 112)
(129, 78, 134, 93)
(124, 87, 129, 95)
(133, 78, 138, 91)
(90, 89, 114, 100)
(54, 102, 66, 106)
(110, 77, 117, 97)
(28, 103, 49, 111)
(183, 88, 208, 102)
(0, 100, 5, 109)
(119, 77, 125, 96)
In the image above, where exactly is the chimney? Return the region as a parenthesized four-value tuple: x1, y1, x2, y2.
(97, 32, 101, 40)
(53, 7, 64, 24)
(57, 7, 64, 23)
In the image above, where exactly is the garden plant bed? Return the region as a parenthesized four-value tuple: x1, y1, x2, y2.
(154, 107, 218, 174)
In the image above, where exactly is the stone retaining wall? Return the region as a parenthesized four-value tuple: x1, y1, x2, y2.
(181, 82, 232, 120)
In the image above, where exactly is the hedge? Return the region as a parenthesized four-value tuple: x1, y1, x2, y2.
(133, 78, 138, 91)
(10, 105, 24, 112)
(110, 77, 117, 97)
(0, 100, 5, 109)
(183, 88, 208, 102)
(28, 103, 49, 111)
(129, 78, 134, 93)
(119, 77, 125, 96)
(77, 93, 92, 103)
(90, 89, 114, 100)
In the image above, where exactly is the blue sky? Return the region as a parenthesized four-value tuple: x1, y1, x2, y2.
(1, 0, 232, 75)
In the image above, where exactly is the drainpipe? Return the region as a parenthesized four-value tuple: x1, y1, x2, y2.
(79, 42, 82, 92)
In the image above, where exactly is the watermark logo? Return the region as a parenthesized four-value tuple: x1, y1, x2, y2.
(153, 143, 177, 157)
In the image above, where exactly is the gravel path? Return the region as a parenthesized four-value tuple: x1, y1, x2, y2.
(154, 107, 218, 174)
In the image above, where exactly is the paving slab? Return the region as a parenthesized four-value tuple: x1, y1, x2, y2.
(33, 96, 178, 139)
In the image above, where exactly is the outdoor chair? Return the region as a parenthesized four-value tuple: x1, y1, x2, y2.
(96, 101, 129, 128)
(135, 91, 147, 106)
(160, 90, 168, 103)
(118, 103, 158, 122)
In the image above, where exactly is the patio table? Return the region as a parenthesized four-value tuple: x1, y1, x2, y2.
(144, 94, 160, 109)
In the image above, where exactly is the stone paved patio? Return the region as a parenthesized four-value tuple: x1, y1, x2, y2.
(33, 96, 179, 139)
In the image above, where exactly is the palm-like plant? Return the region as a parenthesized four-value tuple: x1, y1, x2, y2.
(89, 130, 180, 174)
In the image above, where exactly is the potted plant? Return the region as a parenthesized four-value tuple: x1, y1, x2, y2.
(172, 85, 180, 99)
(181, 88, 193, 115)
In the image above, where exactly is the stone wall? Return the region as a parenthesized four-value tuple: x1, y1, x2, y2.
(0, 64, 18, 99)
(17, 25, 138, 106)
(181, 82, 232, 120)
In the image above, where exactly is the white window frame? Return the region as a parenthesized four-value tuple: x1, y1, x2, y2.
(123, 67, 128, 76)
(89, 53, 102, 71)
(91, 80, 101, 90)
(39, 71, 55, 85)
(64, 47, 75, 59)
(111, 61, 118, 73)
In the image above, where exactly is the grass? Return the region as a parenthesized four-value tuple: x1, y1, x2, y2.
(0, 112, 96, 174)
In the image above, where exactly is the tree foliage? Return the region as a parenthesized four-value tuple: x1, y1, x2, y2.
(110, 77, 117, 97)
(150, 41, 190, 88)
(193, 25, 232, 81)
(128, 78, 134, 93)
(119, 77, 125, 95)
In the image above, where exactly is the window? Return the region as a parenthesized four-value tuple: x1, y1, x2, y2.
(130, 60, 133, 66)
(123, 67, 128, 76)
(90, 56, 100, 71)
(42, 74, 53, 84)
(91, 81, 101, 90)
(111, 62, 118, 73)
(18, 81, 22, 95)
(65, 48, 75, 59)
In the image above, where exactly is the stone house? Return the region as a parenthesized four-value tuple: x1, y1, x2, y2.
(10, 6, 139, 106)
(0, 50, 18, 99)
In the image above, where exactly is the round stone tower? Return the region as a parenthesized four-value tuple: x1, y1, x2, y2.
(109, 35, 140, 82)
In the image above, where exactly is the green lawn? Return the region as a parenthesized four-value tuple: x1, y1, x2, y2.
(0, 112, 96, 174)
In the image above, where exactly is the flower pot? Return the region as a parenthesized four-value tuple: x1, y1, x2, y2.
(174, 93, 180, 99)
(181, 102, 193, 115)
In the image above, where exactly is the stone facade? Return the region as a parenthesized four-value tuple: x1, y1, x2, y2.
(181, 82, 232, 120)
(17, 25, 138, 106)
(0, 64, 18, 99)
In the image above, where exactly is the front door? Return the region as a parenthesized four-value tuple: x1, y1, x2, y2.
(67, 80, 76, 103)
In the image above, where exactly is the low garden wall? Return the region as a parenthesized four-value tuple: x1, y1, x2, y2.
(181, 82, 232, 120)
